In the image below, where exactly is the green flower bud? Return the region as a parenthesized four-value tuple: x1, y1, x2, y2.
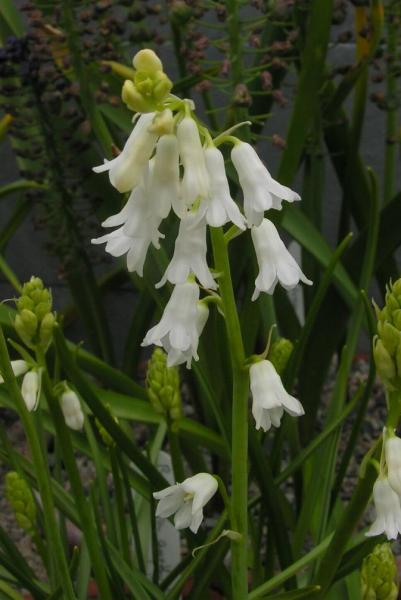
(393, 309, 401, 331)
(39, 312, 56, 350)
(361, 543, 398, 599)
(268, 338, 294, 376)
(146, 348, 181, 422)
(133, 49, 163, 74)
(15, 310, 38, 347)
(121, 80, 151, 113)
(373, 337, 396, 384)
(5, 471, 36, 534)
(152, 71, 173, 101)
(381, 322, 401, 356)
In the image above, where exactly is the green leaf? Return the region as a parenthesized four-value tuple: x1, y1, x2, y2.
(0, 0, 25, 37)
(263, 586, 321, 599)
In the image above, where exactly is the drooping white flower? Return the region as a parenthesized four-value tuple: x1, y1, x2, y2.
(148, 134, 184, 219)
(0, 359, 29, 384)
(231, 142, 300, 226)
(21, 370, 41, 412)
(385, 436, 401, 497)
(91, 179, 164, 276)
(203, 147, 246, 229)
(249, 360, 304, 432)
(366, 478, 401, 540)
(60, 388, 84, 431)
(164, 302, 209, 368)
(177, 117, 209, 207)
(93, 113, 158, 193)
(251, 218, 312, 300)
(156, 213, 216, 290)
(153, 472, 218, 533)
(142, 281, 201, 367)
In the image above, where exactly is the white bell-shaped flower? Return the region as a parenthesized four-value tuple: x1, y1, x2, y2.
(177, 117, 209, 207)
(231, 142, 300, 226)
(156, 213, 216, 290)
(93, 113, 158, 193)
(60, 388, 84, 431)
(203, 147, 246, 229)
(366, 478, 401, 540)
(148, 134, 184, 218)
(153, 472, 218, 533)
(385, 436, 401, 497)
(251, 218, 312, 300)
(0, 359, 29, 384)
(21, 370, 41, 412)
(164, 302, 209, 368)
(142, 281, 201, 367)
(91, 179, 164, 276)
(250, 360, 304, 432)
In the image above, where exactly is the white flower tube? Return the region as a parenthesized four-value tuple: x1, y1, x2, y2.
(366, 478, 401, 540)
(203, 147, 246, 229)
(231, 142, 300, 226)
(153, 472, 218, 533)
(250, 360, 304, 432)
(148, 134, 184, 218)
(156, 213, 216, 290)
(142, 281, 201, 367)
(21, 370, 41, 412)
(93, 113, 158, 193)
(251, 218, 312, 300)
(91, 182, 164, 276)
(177, 117, 209, 207)
(164, 302, 209, 368)
(385, 436, 401, 497)
(0, 359, 29, 384)
(60, 389, 84, 431)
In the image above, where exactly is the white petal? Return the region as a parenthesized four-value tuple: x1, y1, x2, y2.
(174, 502, 193, 530)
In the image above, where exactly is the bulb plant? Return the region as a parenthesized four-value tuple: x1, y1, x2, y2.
(0, 0, 400, 597)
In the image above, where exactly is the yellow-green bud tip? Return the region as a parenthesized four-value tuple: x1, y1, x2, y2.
(133, 49, 163, 74)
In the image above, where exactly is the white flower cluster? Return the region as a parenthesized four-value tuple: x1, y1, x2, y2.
(92, 106, 311, 370)
(367, 435, 401, 540)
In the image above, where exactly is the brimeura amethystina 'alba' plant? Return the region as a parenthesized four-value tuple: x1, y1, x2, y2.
(90, 48, 310, 596)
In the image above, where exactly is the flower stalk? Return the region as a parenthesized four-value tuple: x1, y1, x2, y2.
(210, 226, 249, 599)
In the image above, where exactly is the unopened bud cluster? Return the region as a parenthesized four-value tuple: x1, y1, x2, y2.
(146, 348, 181, 421)
(15, 276, 55, 351)
(5, 471, 36, 534)
(373, 279, 401, 390)
(361, 543, 398, 600)
(122, 49, 173, 113)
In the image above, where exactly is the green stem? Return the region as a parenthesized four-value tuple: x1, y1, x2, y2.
(37, 348, 113, 600)
(0, 326, 75, 598)
(167, 420, 185, 482)
(109, 447, 131, 566)
(210, 227, 249, 599)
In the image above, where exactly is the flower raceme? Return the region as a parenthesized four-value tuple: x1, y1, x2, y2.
(92, 48, 311, 373)
(153, 472, 218, 533)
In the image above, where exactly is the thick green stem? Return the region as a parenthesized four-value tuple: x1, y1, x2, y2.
(0, 326, 75, 598)
(211, 227, 249, 599)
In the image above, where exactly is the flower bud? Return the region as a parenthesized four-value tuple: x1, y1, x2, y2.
(152, 71, 173, 101)
(361, 543, 398, 599)
(21, 370, 41, 412)
(122, 80, 150, 113)
(146, 348, 181, 421)
(148, 109, 174, 135)
(373, 337, 396, 385)
(133, 49, 163, 74)
(60, 388, 84, 431)
(5, 471, 36, 534)
(268, 338, 293, 376)
(15, 310, 37, 347)
(39, 312, 56, 350)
